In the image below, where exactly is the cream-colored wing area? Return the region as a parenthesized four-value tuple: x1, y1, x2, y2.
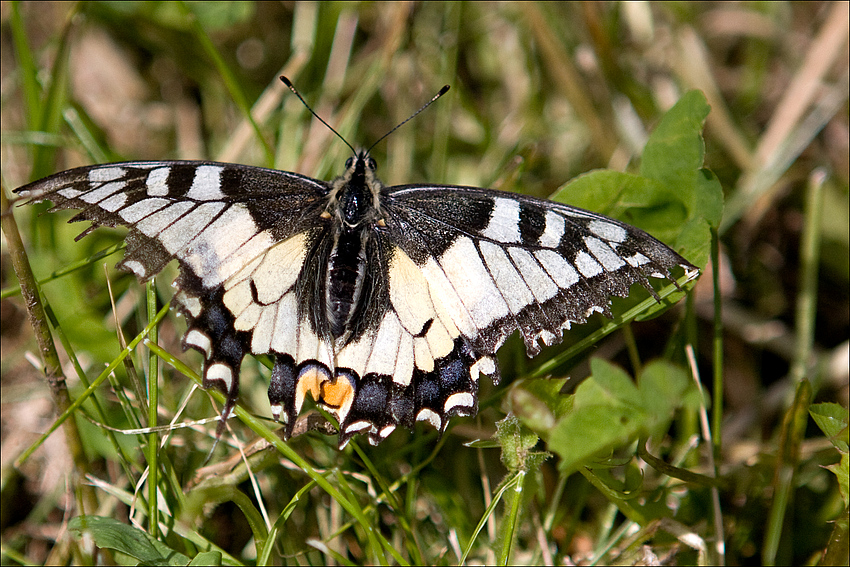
(222, 232, 321, 355)
(204, 230, 351, 428)
(422, 229, 573, 359)
(386, 247, 460, 379)
(264, 244, 488, 447)
(180, 230, 328, 391)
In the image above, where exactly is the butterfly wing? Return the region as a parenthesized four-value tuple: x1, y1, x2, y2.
(380, 183, 698, 364)
(14, 164, 698, 449)
(15, 161, 331, 432)
(313, 182, 697, 446)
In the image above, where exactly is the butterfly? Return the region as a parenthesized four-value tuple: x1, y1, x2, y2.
(14, 80, 698, 448)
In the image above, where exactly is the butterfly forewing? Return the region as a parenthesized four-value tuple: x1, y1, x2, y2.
(381, 186, 694, 354)
(15, 156, 697, 448)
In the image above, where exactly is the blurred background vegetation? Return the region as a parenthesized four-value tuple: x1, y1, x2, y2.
(1, 2, 847, 565)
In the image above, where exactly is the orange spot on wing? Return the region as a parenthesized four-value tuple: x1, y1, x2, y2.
(322, 375, 355, 409)
(296, 366, 327, 403)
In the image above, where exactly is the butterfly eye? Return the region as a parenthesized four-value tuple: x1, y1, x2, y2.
(345, 157, 354, 169)
(366, 157, 377, 171)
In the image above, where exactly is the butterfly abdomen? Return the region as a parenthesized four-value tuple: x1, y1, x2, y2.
(325, 228, 370, 341)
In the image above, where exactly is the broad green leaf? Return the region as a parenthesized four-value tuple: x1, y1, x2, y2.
(641, 90, 722, 268)
(641, 90, 710, 188)
(68, 516, 190, 566)
(811, 402, 850, 452)
(520, 358, 695, 474)
(551, 90, 722, 271)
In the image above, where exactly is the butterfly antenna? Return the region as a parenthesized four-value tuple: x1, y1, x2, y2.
(280, 76, 356, 155)
(367, 85, 450, 154)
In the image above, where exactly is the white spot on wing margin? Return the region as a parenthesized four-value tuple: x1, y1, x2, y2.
(185, 329, 212, 356)
(416, 408, 442, 430)
(444, 392, 474, 414)
(207, 363, 233, 392)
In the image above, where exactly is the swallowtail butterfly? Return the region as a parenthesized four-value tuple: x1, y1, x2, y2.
(14, 81, 698, 448)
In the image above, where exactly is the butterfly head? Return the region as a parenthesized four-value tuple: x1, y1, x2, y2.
(343, 150, 379, 187)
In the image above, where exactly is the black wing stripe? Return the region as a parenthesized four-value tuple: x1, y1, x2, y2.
(518, 202, 548, 246)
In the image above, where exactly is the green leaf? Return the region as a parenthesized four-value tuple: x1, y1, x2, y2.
(507, 376, 572, 432)
(810, 402, 850, 453)
(188, 551, 223, 566)
(641, 90, 723, 269)
(520, 358, 695, 474)
(826, 453, 850, 510)
(550, 90, 723, 272)
(68, 516, 191, 566)
(811, 403, 850, 509)
(641, 91, 710, 188)
(554, 170, 687, 246)
(637, 360, 693, 425)
(495, 415, 548, 472)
